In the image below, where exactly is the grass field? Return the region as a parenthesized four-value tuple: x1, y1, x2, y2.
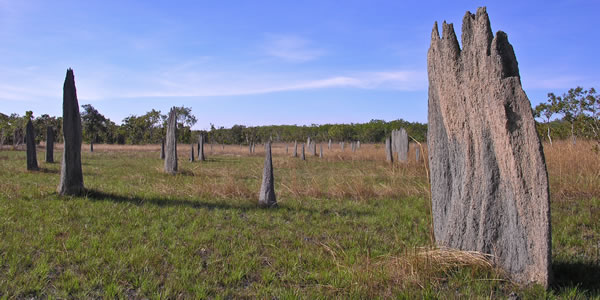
(0, 141, 599, 298)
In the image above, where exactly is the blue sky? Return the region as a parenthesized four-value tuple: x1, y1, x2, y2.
(1, 0, 598, 130)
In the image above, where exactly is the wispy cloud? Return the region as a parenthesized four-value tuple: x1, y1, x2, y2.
(115, 69, 426, 98)
(272, 71, 426, 92)
(0, 66, 62, 101)
(0, 64, 426, 102)
(262, 34, 325, 63)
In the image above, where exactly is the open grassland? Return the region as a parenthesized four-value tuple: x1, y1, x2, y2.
(0, 141, 598, 298)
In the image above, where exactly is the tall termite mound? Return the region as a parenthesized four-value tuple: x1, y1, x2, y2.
(427, 7, 551, 286)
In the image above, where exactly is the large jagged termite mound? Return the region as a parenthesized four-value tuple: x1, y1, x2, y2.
(427, 7, 551, 286)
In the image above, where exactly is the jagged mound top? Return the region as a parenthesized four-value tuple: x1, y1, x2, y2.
(430, 6, 520, 80)
(64, 68, 75, 86)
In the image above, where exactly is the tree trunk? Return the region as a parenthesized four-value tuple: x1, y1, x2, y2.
(571, 122, 576, 145)
(0, 129, 4, 149)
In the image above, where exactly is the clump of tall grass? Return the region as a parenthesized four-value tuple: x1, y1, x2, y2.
(377, 247, 502, 289)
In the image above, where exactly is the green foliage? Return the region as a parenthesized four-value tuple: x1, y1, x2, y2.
(535, 87, 600, 144)
(121, 106, 196, 144)
(0, 113, 15, 145)
(205, 119, 428, 145)
(0, 112, 36, 145)
(171, 106, 197, 128)
(81, 104, 120, 144)
(0, 105, 199, 146)
(32, 114, 62, 144)
(121, 109, 164, 144)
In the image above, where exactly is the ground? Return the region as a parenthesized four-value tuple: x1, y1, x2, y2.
(0, 141, 598, 298)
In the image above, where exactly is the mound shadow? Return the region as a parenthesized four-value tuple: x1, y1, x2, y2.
(552, 260, 600, 294)
(202, 157, 243, 164)
(39, 167, 59, 174)
(176, 169, 197, 176)
(83, 189, 372, 217)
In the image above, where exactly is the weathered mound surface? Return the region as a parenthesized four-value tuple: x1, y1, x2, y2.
(26, 120, 38, 171)
(258, 142, 276, 207)
(164, 108, 178, 174)
(58, 68, 84, 195)
(427, 7, 551, 286)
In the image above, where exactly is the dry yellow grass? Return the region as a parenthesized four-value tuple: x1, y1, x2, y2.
(543, 140, 600, 201)
(19, 139, 600, 203)
(63, 142, 424, 162)
(39, 142, 431, 202)
(25, 139, 599, 200)
(312, 241, 503, 296)
(376, 247, 501, 289)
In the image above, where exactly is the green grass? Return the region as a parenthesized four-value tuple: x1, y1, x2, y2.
(0, 148, 598, 298)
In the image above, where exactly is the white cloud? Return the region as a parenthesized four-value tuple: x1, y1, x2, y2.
(262, 34, 325, 62)
(115, 69, 426, 98)
(353, 71, 426, 90)
(274, 71, 426, 92)
(0, 66, 61, 101)
(0, 60, 426, 102)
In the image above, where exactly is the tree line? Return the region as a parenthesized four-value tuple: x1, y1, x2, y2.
(0, 105, 427, 146)
(207, 119, 427, 145)
(0, 105, 198, 146)
(2, 86, 598, 147)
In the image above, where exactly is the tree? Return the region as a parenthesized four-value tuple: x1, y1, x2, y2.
(33, 114, 61, 144)
(81, 104, 108, 143)
(534, 94, 560, 146)
(5, 112, 31, 145)
(103, 119, 120, 144)
(581, 88, 599, 143)
(555, 87, 584, 144)
(170, 106, 197, 128)
(164, 106, 196, 143)
(0, 113, 8, 146)
(328, 124, 355, 141)
(144, 109, 164, 142)
(121, 109, 166, 144)
(543, 87, 599, 145)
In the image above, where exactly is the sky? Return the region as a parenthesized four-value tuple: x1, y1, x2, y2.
(1, 0, 598, 130)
